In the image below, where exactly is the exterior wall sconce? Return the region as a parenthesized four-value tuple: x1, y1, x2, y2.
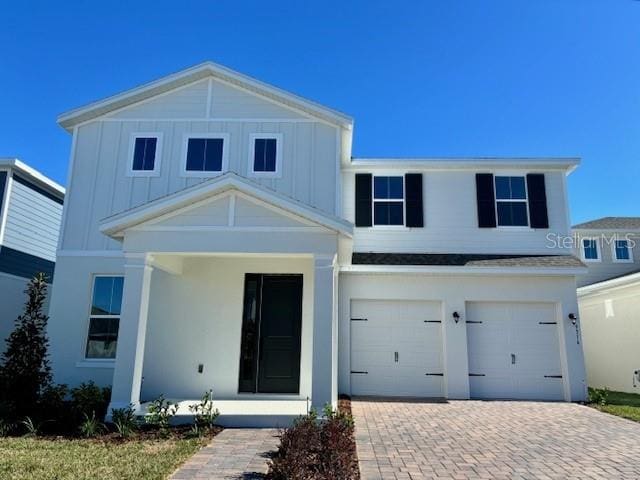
(453, 311, 461, 323)
(568, 313, 577, 326)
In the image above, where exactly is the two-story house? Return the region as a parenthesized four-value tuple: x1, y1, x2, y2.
(47, 62, 587, 426)
(0, 158, 64, 350)
(574, 217, 640, 393)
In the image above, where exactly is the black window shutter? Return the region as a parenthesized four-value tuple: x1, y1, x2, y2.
(405, 173, 424, 228)
(476, 173, 496, 228)
(355, 173, 372, 227)
(527, 173, 549, 228)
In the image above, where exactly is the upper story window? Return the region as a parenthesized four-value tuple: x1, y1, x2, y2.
(613, 239, 633, 263)
(129, 133, 162, 176)
(182, 133, 229, 176)
(249, 134, 282, 178)
(373, 176, 404, 226)
(582, 238, 600, 262)
(85, 276, 124, 359)
(495, 176, 528, 227)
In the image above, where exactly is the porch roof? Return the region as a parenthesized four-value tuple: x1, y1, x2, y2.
(99, 172, 353, 238)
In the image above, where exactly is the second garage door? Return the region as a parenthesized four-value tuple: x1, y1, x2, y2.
(350, 300, 444, 397)
(466, 302, 564, 401)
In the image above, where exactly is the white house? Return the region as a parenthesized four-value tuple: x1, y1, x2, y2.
(47, 62, 588, 426)
(0, 159, 64, 351)
(574, 217, 640, 393)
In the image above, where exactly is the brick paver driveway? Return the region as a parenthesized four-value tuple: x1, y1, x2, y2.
(353, 399, 640, 480)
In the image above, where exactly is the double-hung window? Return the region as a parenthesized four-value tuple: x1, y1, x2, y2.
(582, 238, 600, 262)
(85, 276, 124, 359)
(183, 134, 229, 176)
(613, 239, 633, 262)
(249, 134, 282, 177)
(129, 133, 162, 176)
(373, 176, 404, 226)
(495, 176, 528, 227)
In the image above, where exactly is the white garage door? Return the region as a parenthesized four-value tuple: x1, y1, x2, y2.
(466, 302, 564, 401)
(350, 300, 444, 397)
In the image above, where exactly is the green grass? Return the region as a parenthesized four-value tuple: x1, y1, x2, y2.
(0, 435, 209, 480)
(591, 389, 640, 422)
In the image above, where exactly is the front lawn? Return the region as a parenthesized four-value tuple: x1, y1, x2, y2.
(0, 434, 211, 480)
(591, 389, 640, 422)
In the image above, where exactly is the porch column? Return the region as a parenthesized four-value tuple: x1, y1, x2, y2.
(108, 253, 153, 415)
(312, 254, 338, 411)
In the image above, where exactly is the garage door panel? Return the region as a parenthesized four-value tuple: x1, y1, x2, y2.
(467, 302, 564, 401)
(351, 300, 443, 398)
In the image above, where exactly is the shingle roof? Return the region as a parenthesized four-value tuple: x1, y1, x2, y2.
(573, 217, 640, 230)
(352, 253, 586, 268)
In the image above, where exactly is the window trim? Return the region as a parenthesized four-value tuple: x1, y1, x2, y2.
(181, 133, 230, 177)
(612, 238, 634, 263)
(127, 133, 163, 177)
(83, 274, 123, 362)
(372, 175, 406, 227)
(494, 175, 530, 228)
(581, 237, 601, 263)
(248, 133, 283, 178)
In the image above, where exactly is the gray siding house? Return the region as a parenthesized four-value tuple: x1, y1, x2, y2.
(0, 158, 65, 349)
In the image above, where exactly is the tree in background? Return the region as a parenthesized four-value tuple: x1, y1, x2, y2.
(0, 273, 52, 416)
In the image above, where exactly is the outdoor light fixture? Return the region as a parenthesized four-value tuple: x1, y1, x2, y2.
(453, 311, 460, 323)
(568, 313, 577, 326)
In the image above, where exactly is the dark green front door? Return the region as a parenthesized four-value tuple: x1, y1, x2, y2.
(238, 274, 303, 394)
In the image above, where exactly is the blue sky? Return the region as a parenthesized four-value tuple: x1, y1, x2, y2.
(1, 0, 638, 224)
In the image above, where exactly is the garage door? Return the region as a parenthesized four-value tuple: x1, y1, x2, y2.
(350, 300, 444, 397)
(466, 302, 564, 400)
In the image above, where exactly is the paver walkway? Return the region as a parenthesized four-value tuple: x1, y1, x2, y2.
(352, 398, 640, 480)
(171, 428, 279, 480)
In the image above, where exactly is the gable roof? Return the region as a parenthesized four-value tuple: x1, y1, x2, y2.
(99, 172, 353, 238)
(573, 217, 640, 230)
(58, 61, 353, 131)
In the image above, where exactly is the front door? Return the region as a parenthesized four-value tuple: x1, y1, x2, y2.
(238, 274, 303, 394)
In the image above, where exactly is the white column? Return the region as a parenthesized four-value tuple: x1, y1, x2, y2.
(442, 301, 470, 399)
(312, 254, 338, 411)
(108, 254, 153, 415)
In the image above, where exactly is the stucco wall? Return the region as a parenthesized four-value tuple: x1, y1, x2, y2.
(339, 272, 586, 402)
(579, 282, 640, 393)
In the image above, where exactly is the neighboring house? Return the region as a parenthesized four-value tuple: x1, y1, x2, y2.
(574, 217, 640, 393)
(47, 62, 588, 426)
(0, 158, 65, 350)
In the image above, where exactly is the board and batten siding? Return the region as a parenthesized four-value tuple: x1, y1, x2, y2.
(343, 170, 571, 255)
(3, 178, 63, 262)
(61, 78, 340, 251)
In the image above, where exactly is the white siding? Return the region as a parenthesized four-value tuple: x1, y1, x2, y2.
(574, 231, 640, 287)
(62, 97, 339, 251)
(343, 170, 570, 255)
(3, 179, 63, 261)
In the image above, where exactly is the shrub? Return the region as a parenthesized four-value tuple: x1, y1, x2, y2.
(71, 381, 111, 420)
(21, 416, 43, 437)
(79, 412, 106, 438)
(111, 405, 138, 438)
(0, 419, 15, 437)
(589, 386, 610, 406)
(267, 405, 358, 480)
(0, 274, 52, 417)
(145, 394, 178, 431)
(189, 389, 219, 435)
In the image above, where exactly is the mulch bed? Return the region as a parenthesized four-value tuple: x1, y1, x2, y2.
(339, 394, 360, 480)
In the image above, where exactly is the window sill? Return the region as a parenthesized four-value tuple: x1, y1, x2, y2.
(582, 258, 601, 263)
(180, 170, 226, 178)
(613, 259, 634, 264)
(76, 360, 116, 369)
(127, 171, 161, 178)
(495, 226, 531, 231)
(248, 171, 282, 179)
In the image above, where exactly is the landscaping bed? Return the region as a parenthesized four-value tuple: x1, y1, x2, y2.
(589, 388, 640, 423)
(266, 395, 360, 480)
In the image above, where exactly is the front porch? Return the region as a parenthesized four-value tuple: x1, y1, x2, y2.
(97, 174, 352, 426)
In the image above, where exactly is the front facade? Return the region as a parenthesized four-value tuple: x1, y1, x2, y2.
(0, 159, 64, 351)
(48, 62, 587, 426)
(574, 217, 640, 393)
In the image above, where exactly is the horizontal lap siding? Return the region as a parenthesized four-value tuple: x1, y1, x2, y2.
(3, 180, 63, 262)
(343, 170, 569, 255)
